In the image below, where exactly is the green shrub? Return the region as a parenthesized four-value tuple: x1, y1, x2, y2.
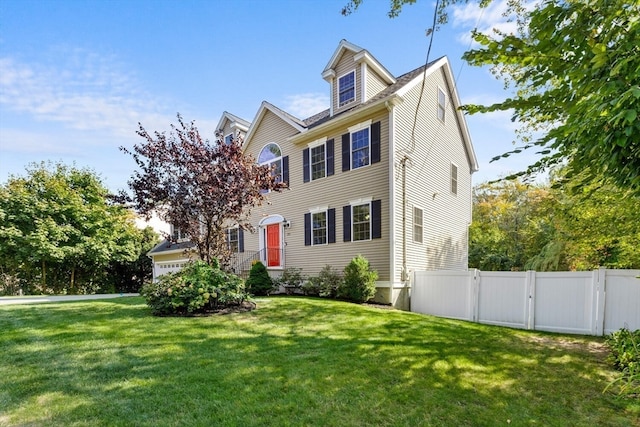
(140, 261, 247, 316)
(273, 267, 306, 295)
(604, 327, 640, 397)
(337, 255, 378, 303)
(245, 261, 274, 296)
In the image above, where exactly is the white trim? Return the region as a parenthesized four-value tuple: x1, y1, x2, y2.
(310, 210, 329, 246)
(360, 62, 367, 103)
(309, 205, 328, 214)
(387, 100, 397, 286)
(349, 196, 372, 206)
(353, 49, 396, 85)
(348, 119, 372, 134)
(307, 136, 327, 149)
(350, 201, 373, 242)
(258, 214, 285, 227)
(450, 162, 459, 195)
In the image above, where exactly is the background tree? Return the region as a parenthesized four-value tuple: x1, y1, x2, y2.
(344, 0, 640, 194)
(121, 114, 286, 270)
(107, 226, 159, 293)
(469, 175, 640, 271)
(0, 162, 141, 294)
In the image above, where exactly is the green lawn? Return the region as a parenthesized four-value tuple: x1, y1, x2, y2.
(0, 297, 637, 426)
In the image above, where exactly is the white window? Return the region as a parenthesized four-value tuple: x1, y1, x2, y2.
(351, 128, 370, 169)
(413, 207, 423, 243)
(311, 144, 326, 180)
(171, 225, 188, 241)
(352, 203, 371, 241)
(224, 133, 233, 145)
(451, 163, 458, 195)
(338, 71, 356, 106)
(259, 143, 283, 183)
(227, 228, 239, 252)
(437, 87, 446, 122)
(312, 211, 327, 245)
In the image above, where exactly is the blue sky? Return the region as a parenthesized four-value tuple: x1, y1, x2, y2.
(0, 0, 537, 192)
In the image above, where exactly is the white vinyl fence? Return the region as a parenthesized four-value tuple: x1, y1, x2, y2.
(411, 269, 640, 336)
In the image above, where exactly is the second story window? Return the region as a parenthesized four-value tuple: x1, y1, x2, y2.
(171, 225, 188, 242)
(338, 71, 355, 106)
(224, 133, 234, 145)
(351, 128, 370, 170)
(259, 143, 283, 183)
(311, 144, 326, 180)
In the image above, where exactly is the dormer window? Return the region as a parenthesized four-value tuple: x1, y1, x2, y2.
(338, 71, 355, 106)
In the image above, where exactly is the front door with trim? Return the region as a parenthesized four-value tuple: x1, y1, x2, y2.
(266, 223, 281, 267)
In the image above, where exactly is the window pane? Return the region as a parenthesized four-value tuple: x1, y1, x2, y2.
(339, 72, 355, 105)
(352, 204, 370, 241)
(228, 228, 239, 252)
(351, 128, 370, 169)
(312, 211, 327, 245)
(311, 145, 325, 180)
(272, 159, 282, 182)
(451, 164, 458, 195)
(259, 143, 282, 163)
(438, 88, 446, 121)
(413, 207, 423, 243)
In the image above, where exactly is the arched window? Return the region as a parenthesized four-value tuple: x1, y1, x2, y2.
(259, 143, 283, 182)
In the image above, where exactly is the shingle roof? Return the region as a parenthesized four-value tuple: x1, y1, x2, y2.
(148, 239, 196, 255)
(303, 58, 442, 129)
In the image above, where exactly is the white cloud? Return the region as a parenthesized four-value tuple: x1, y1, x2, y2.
(282, 93, 329, 119)
(450, 0, 537, 46)
(0, 49, 173, 142)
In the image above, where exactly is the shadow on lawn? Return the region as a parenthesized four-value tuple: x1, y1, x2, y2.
(0, 296, 636, 426)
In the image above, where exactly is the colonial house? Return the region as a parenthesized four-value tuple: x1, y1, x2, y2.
(148, 40, 478, 309)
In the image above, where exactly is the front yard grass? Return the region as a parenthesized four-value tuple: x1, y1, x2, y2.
(0, 296, 638, 426)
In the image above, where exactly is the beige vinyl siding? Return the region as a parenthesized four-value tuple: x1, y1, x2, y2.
(243, 108, 391, 281)
(152, 252, 193, 263)
(391, 67, 472, 280)
(333, 51, 361, 114)
(365, 67, 390, 101)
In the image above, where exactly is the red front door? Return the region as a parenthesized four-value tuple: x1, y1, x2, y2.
(266, 224, 280, 267)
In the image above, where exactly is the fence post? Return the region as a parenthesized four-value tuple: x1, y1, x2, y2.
(526, 270, 536, 330)
(471, 269, 480, 323)
(592, 268, 606, 336)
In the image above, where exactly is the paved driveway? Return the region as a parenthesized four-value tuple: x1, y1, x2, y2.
(0, 293, 140, 305)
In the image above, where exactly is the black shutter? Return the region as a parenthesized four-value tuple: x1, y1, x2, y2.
(239, 228, 245, 252)
(342, 133, 351, 172)
(343, 205, 351, 242)
(328, 208, 336, 244)
(326, 139, 335, 177)
(303, 148, 310, 183)
(371, 121, 381, 164)
(282, 155, 289, 187)
(304, 213, 311, 246)
(371, 199, 382, 239)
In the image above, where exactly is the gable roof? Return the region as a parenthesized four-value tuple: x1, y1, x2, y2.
(322, 39, 395, 85)
(216, 111, 251, 134)
(243, 101, 307, 147)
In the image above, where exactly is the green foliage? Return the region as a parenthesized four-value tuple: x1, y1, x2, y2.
(462, 0, 640, 194)
(245, 261, 274, 296)
(0, 162, 141, 294)
(604, 328, 640, 398)
(470, 176, 640, 271)
(273, 267, 306, 295)
(303, 265, 343, 298)
(338, 255, 378, 303)
(140, 261, 247, 316)
(107, 226, 159, 293)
